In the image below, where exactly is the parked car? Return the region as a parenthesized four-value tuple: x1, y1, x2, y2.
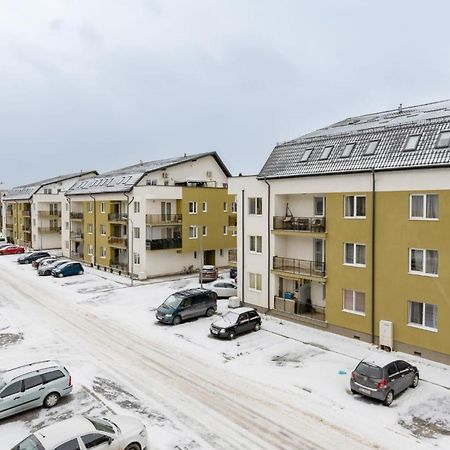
(0, 236, 8, 245)
(52, 261, 84, 278)
(0, 245, 25, 255)
(0, 360, 73, 420)
(38, 259, 69, 276)
(156, 288, 217, 325)
(199, 265, 218, 282)
(32, 255, 57, 269)
(10, 414, 147, 450)
(210, 307, 261, 339)
(229, 267, 237, 279)
(0, 243, 13, 250)
(17, 251, 50, 264)
(350, 356, 419, 406)
(208, 279, 237, 298)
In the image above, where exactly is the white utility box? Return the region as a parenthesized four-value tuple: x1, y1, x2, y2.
(379, 320, 393, 351)
(228, 296, 241, 308)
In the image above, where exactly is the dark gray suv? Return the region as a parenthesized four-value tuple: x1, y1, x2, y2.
(350, 357, 419, 406)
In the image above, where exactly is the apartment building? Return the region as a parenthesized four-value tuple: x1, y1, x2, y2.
(0, 189, 8, 235)
(63, 152, 237, 279)
(229, 100, 450, 364)
(1, 172, 97, 249)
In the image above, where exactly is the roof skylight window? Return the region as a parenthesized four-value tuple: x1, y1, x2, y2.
(364, 140, 379, 155)
(300, 148, 313, 162)
(403, 134, 421, 151)
(319, 145, 334, 160)
(436, 130, 450, 148)
(341, 143, 355, 158)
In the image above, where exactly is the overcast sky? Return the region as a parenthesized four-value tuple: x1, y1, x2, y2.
(1, 0, 450, 187)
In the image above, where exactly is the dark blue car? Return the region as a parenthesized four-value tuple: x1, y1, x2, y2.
(52, 262, 84, 278)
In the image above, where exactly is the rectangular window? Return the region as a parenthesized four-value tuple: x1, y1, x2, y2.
(436, 130, 450, 148)
(232, 229, 237, 236)
(189, 225, 198, 239)
(202, 202, 207, 212)
(231, 201, 237, 213)
(202, 226, 207, 236)
(409, 249, 438, 276)
(100, 224, 106, 235)
(134, 202, 140, 213)
(344, 243, 366, 266)
(314, 196, 325, 216)
(249, 272, 262, 291)
(410, 194, 438, 220)
(133, 252, 140, 265)
(248, 197, 262, 215)
(364, 140, 379, 155)
(408, 301, 437, 330)
(88, 244, 93, 256)
(100, 246, 106, 258)
(223, 226, 228, 235)
(88, 202, 93, 213)
(88, 223, 93, 234)
(133, 227, 140, 239)
(223, 202, 228, 212)
(189, 201, 198, 214)
(341, 143, 355, 158)
(319, 145, 333, 160)
(344, 195, 366, 218)
(300, 148, 313, 162)
(249, 235, 262, 253)
(100, 202, 105, 213)
(343, 289, 365, 314)
(404, 134, 421, 151)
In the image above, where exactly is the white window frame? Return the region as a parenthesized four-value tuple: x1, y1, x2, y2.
(403, 134, 421, 151)
(134, 202, 140, 213)
(300, 148, 313, 162)
(223, 202, 228, 212)
(342, 289, 365, 316)
(189, 201, 198, 214)
(341, 143, 355, 158)
(232, 229, 237, 236)
(100, 224, 106, 236)
(100, 202, 105, 213)
(249, 235, 262, 254)
(88, 202, 93, 213)
(87, 244, 93, 256)
(344, 195, 366, 218)
(436, 130, 450, 149)
(409, 194, 439, 220)
(223, 226, 228, 235)
(189, 225, 198, 239)
(249, 272, 262, 292)
(88, 223, 93, 234)
(202, 226, 207, 236)
(133, 252, 140, 265)
(231, 201, 237, 213)
(133, 227, 140, 239)
(100, 246, 106, 259)
(344, 243, 366, 267)
(408, 300, 438, 332)
(248, 197, 262, 216)
(314, 196, 325, 217)
(202, 202, 207, 213)
(364, 140, 379, 155)
(409, 248, 438, 277)
(319, 145, 333, 160)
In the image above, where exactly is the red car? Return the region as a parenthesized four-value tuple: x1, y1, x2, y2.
(0, 245, 25, 255)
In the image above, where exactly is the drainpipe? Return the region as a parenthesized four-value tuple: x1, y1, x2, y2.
(89, 194, 96, 266)
(124, 192, 135, 285)
(264, 178, 271, 312)
(371, 169, 376, 344)
(241, 189, 245, 304)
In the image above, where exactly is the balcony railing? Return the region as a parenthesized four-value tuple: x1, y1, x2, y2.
(70, 212, 83, 220)
(274, 296, 325, 322)
(109, 236, 128, 247)
(228, 249, 237, 264)
(273, 216, 326, 233)
(5, 223, 13, 230)
(70, 252, 84, 261)
(273, 256, 326, 278)
(22, 211, 31, 218)
(38, 226, 61, 234)
(109, 260, 128, 271)
(146, 214, 182, 225)
(108, 212, 128, 222)
(146, 237, 182, 250)
(70, 231, 84, 240)
(38, 211, 61, 218)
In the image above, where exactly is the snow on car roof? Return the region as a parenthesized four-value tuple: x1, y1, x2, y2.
(359, 350, 398, 368)
(0, 360, 62, 382)
(230, 307, 256, 314)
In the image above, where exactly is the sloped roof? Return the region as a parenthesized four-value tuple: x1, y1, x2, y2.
(258, 99, 450, 179)
(66, 152, 231, 195)
(4, 171, 98, 201)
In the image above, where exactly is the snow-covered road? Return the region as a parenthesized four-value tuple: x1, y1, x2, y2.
(0, 255, 449, 449)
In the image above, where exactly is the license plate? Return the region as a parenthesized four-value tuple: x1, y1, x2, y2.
(359, 388, 371, 395)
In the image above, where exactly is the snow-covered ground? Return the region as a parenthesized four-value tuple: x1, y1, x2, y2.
(0, 254, 449, 449)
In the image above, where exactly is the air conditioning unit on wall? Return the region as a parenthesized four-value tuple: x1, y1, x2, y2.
(379, 320, 393, 351)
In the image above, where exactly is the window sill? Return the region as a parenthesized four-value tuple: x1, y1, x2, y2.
(343, 263, 366, 268)
(408, 271, 438, 278)
(249, 288, 262, 293)
(249, 251, 262, 255)
(189, 237, 198, 240)
(407, 323, 438, 333)
(342, 309, 365, 316)
(343, 216, 366, 219)
(409, 217, 439, 222)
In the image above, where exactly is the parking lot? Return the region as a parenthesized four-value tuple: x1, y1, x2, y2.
(0, 253, 449, 449)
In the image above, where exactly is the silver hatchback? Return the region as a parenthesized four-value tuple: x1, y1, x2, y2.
(0, 360, 73, 419)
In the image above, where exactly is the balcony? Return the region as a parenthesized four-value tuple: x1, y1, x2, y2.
(38, 211, 61, 218)
(228, 215, 238, 227)
(146, 237, 182, 250)
(5, 223, 13, 230)
(70, 252, 84, 261)
(70, 231, 84, 241)
(228, 249, 237, 266)
(108, 212, 127, 222)
(109, 236, 128, 248)
(22, 210, 31, 218)
(109, 260, 128, 272)
(38, 226, 62, 234)
(273, 256, 326, 280)
(273, 216, 326, 235)
(146, 214, 182, 226)
(273, 296, 326, 324)
(70, 212, 83, 220)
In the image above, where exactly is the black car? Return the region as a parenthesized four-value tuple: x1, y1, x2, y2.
(350, 357, 419, 406)
(210, 307, 261, 339)
(229, 267, 237, 279)
(17, 251, 51, 264)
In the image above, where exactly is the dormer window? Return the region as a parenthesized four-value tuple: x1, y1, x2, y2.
(436, 130, 450, 148)
(300, 149, 313, 162)
(341, 143, 355, 158)
(364, 140, 379, 155)
(319, 146, 333, 160)
(403, 134, 421, 151)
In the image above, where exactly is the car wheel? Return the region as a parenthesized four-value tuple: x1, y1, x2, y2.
(172, 315, 182, 326)
(228, 330, 236, 340)
(383, 390, 394, 406)
(43, 392, 60, 408)
(125, 444, 141, 450)
(205, 307, 214, 317)
(58, 273, 63, 278)
(253, 322, 261, 332)
(411, 373, 419, 388)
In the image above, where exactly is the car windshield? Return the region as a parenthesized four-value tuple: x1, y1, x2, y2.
(10, 435, 45, 450)
(163, 294, 183, 309)
(86, 417, 116, 434)
(222, 312, 239, 324)
(355, 362, 383, 379)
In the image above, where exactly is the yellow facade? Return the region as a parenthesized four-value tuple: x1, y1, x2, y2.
(8, 201, 32, 247)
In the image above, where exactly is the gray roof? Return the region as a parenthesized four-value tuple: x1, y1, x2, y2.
(66, 152, 231, 195)
(258, 99, 450, 179)
(4, 171, 98, 201)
